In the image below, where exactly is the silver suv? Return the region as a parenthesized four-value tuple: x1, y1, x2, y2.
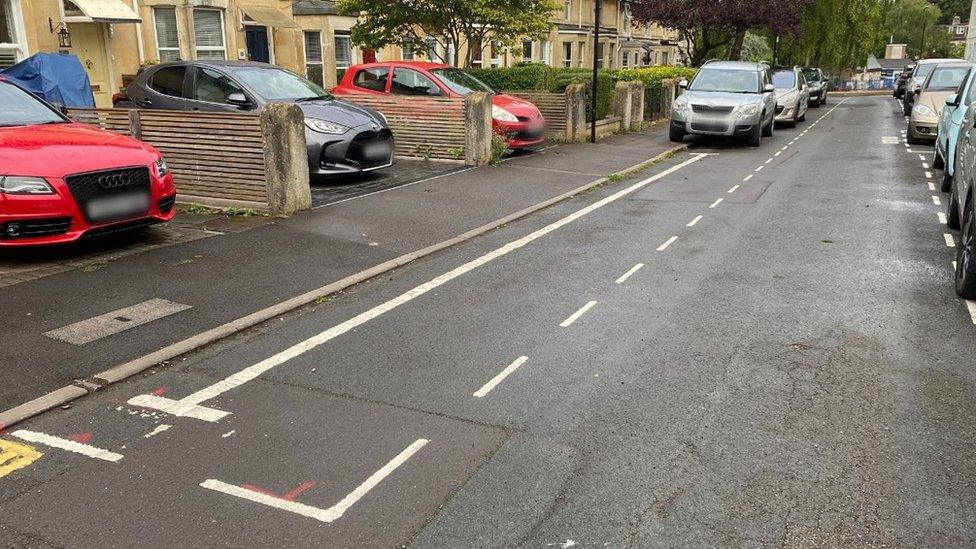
(669, 60, 778, 146)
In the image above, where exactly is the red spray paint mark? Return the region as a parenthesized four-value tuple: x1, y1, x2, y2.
(240, 481, 316, 502)
(67, 432, 93, 444)
(150, 386, 169, 396)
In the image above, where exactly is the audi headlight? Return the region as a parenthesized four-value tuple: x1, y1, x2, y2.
(0, 176, 54, 195)
(154, 159, 170, 178)
(304, 118, 350, 135)
(913, 104, 935, 117)
(492, 105, 519, 123)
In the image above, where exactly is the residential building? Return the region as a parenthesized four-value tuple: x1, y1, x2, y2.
(941, 15, 969, 47)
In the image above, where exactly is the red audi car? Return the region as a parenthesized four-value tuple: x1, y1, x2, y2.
(332, 61, 546, 149)
(0, 77, 176, 247)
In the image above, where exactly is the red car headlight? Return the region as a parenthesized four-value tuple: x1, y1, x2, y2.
(0, 176, 54, 195)
(154, 159, 170, 178)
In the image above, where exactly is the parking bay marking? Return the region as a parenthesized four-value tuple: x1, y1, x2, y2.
(933, 195, 942, 206)
(939, 212, 948, 224)
(560, 301, 598, 328)
(615, 263, 645, 284)
(966, 300, 976, 325)
(929, 182, 937, 191)
(11, 430, 122, 462)
(200, 438, 428, 524)
(45, 299, 192, 345)
(945, 233, 956, 247)
(127, 154, 711, 420)
(0, 439, 43, 479)
(474, 356, 529, 398)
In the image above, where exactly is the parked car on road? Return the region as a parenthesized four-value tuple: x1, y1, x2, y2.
(332, 61, 546, 150)
(802, 67, 830, 107)
(772, 66, 810, 127)
(893, 64, 915, 99)
(935, 64, 976, 191)
(903, 58, 959, 116)
(949, 103, 976, 297)
(0, 77, 176, 246)
(908, 61, 970, 144)
(669, 60, 778, 147)
(115, 61, 394, 176)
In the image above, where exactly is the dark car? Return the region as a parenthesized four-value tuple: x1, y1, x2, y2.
(894, 64, 915, 99)
(114, 61, 394, 176)
(801, 67, 829, 107)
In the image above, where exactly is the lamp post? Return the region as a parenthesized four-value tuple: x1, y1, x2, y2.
(590, 0, 602, 143)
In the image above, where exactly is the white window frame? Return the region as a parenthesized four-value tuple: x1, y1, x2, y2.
(0, 0, 28, 67)
(303, 30, 323, 83)
(152, 6, 181, 63)
(562, 42, 572, 68)
(564, 0, 572, 20)
(193, 8, 227, 61)
(334, 33, 353, 69)
(401, 38, 415, 61)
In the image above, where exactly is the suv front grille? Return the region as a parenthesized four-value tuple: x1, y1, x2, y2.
(691, 122, 728, 132)
(64, 167, 151, 223)
(692, 104, 734, 114)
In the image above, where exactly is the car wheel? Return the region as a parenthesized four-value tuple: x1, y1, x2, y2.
(669, 125, 685, 143)
(948, 186, 961, 230)
(934, 147, 945, 169)
(821, 93, 827, 106)
(762, 113, 774, 137)
(811, 97, 821, 109)
(747, 122, 761, 147)
(942, 165, 953, 193)
(907, 134, 921, 145)
(955, 197, 976, 298)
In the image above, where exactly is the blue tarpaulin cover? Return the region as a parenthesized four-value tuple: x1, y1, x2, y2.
(0, 53, 96, 108)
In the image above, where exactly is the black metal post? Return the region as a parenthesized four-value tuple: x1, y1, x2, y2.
(591, 0, 601, 143)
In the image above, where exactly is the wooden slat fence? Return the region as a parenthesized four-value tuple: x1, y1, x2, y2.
(68, 108, 270, 207)
(503, 91, 568, 139)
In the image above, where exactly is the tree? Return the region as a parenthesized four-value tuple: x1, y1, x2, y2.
(931, 0, 971, 23)
(776, 0, 886, 71)
(334, 0, 559, 67)
(630, 0, 809, 66)
(883, 0, 943, 58)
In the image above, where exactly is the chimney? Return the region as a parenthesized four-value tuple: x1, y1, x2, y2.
(885, 43, 907, 60)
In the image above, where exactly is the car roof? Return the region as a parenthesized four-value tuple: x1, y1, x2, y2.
(348, 61, 451, 71)
(917, 58, 960, 65)
(151, 60, 278, 70)
(702, 60, 764, 71)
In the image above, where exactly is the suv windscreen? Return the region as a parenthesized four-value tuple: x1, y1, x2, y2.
(429, 68, 494, 95)
(772, 71, 796, 89)
(0, 82, 67, 127)
(802, 69, 820, 82)
(229, 67, 331, 102)
(688, 68, 760, 93)
(925, 66, 968, 90)
(915, 63, 937, 79)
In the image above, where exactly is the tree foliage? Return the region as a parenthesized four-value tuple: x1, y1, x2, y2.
(334, 0, 559, 67)
(776, 0, 886, 71)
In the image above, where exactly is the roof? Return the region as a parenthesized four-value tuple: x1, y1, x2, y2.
(344, 61, 453, 71)
(877, 58, 914, 70)
(292, 0, 339, 16)
(701, 60, 764, 71)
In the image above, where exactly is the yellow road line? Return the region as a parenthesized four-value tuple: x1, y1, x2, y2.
(0, 439, 42, 478)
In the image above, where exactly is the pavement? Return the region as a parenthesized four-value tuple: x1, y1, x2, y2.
(2, 97, 975, 547)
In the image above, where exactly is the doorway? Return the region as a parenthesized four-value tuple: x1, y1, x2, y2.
(66, 22, 111, 107)
(245, 25, 270, 63)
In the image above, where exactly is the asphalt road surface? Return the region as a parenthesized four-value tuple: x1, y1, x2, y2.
(2, 96, 975, 548)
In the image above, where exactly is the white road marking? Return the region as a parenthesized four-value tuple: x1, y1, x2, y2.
(966, 301, 976, 325)
(129, 154, 709, 416)
(143, 424, 172, 438)
(765, 158, 773, 164)
(727, 185, 740, 193)
(939, 212, 948, 224)
(200, 438, 428, 523)
(755, 165, 764, 172)
(774, 151, 782, 157)
(933, 195, 942, 206)
(656, 236, 679, 252)
(922, 162, 930, 169)
(928, 182, 937, 191)
(780, 146, 788, 151)
(615, 263, 645, 283)
(44, 299, 192, 346)
(926, 171, 933, 179)
(560, 301, 598, 328)
(473, 356, 529, 398)
(919, 154, 927, 161)
(221, 430, 236, 438)
(709, 198, 724, 208)
(953, 260, 958, 270)
(945, 233, 956, 247)
(128, 394, 229, 422)
(686, 215, 703, 227)
(743, 174, 753, 182)
(11, 430, 123, 462)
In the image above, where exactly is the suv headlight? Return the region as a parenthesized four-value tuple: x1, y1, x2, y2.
(492, 105, 519, 123)
(737, 104, 759, 118)
(672, 99, 690, 117)
(913, 104, 935, 117)
(305, 118, 350, 135)
(0, 176, 54, 195)
(154, 159, 169, 178)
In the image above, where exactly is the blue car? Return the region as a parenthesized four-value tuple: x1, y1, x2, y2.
(936, 64, 976, 192)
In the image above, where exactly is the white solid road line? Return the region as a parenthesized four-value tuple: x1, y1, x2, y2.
(473, 356, 529, 398)
(945, 233, 956, 247)
(615, 263, 645, 283)
(686, 215, 704, 227)
(657, 236, 679, 251)
(11, 430, 123, 462)
(201, 438, 428, 523)
(560, 301, 598, 328)
(939, 212, 948, 224)
(129, 154, 709, 419)
(743, 174, 753, 182)
(727, 185, 740, 194)
(933, 195, 942, 206)
(709, 198, 724, 208)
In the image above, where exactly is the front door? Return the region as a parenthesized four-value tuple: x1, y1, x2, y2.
(66, 23, 111, 107)
(245, 26, 270, 63)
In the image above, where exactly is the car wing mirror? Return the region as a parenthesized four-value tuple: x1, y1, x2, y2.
(678, 79, 688, 89)
(227, 92, 252, 109)
(947, 94, 960, 107)
(763, 83, 775, 93)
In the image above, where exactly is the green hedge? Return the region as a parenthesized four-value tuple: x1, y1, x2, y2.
(467, 65, 697, 120)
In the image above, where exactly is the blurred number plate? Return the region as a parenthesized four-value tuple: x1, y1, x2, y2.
(87, 193, 150, 222)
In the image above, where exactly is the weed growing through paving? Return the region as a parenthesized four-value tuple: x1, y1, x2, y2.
(315, 295, 332, 305)
(448, 146, 465, 160)
(185, 203, 261, 218)
(490, 135, 508, 166)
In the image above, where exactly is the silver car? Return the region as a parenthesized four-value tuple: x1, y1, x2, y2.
(772, 66, 810, 127)
(670, 60, 778, 146)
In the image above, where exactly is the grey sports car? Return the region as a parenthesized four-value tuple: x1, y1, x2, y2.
(115, 60, 394, 176)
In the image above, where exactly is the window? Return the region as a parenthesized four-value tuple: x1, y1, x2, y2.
(227, 66, 329, 101)
(539, 40, 551, 66)
(353, 67, 388, 92)
(391, 68, 441, 96)
(595, 42, 603, 68)
(153, 7, 180, 62)
(191, 67, 244, 104)
(522, 40, 533, 61)
(335, 33, 352, 69)
(0, 0, 24, 69)
(578, 42, 585, 68)
(193, 9, 225, 60)
(622, 51, 629, 68)
(490, 40, 502, 68)
(425, 37, 439, 62)
(303, 31, 323, 86)
(401, 38, 414, 61)
(564, 0, 572, 20)
(150, 65, 186, 97)
(562, 42, 572, 68)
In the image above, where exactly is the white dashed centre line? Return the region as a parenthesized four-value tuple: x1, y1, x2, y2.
(755, 165, 764, 172)
(560, 301, 598, 328)
(945, 233, 957, 247)
(765, 158, 773, 164)
(727, 185, 740, 193)
(11, 430, 123, 462)
(615, 263, 645, 284)
(709, 198, 724, 208)
(473, 356, 529, 398)
(656, 236, 679, 252)
(686, 215, 703, 227)
(743, 174, 753, 182)
(774, 151, 782, 157)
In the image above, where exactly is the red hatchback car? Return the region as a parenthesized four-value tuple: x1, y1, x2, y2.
(333, 61, 546, 149)
(0, 78, 176, 246)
